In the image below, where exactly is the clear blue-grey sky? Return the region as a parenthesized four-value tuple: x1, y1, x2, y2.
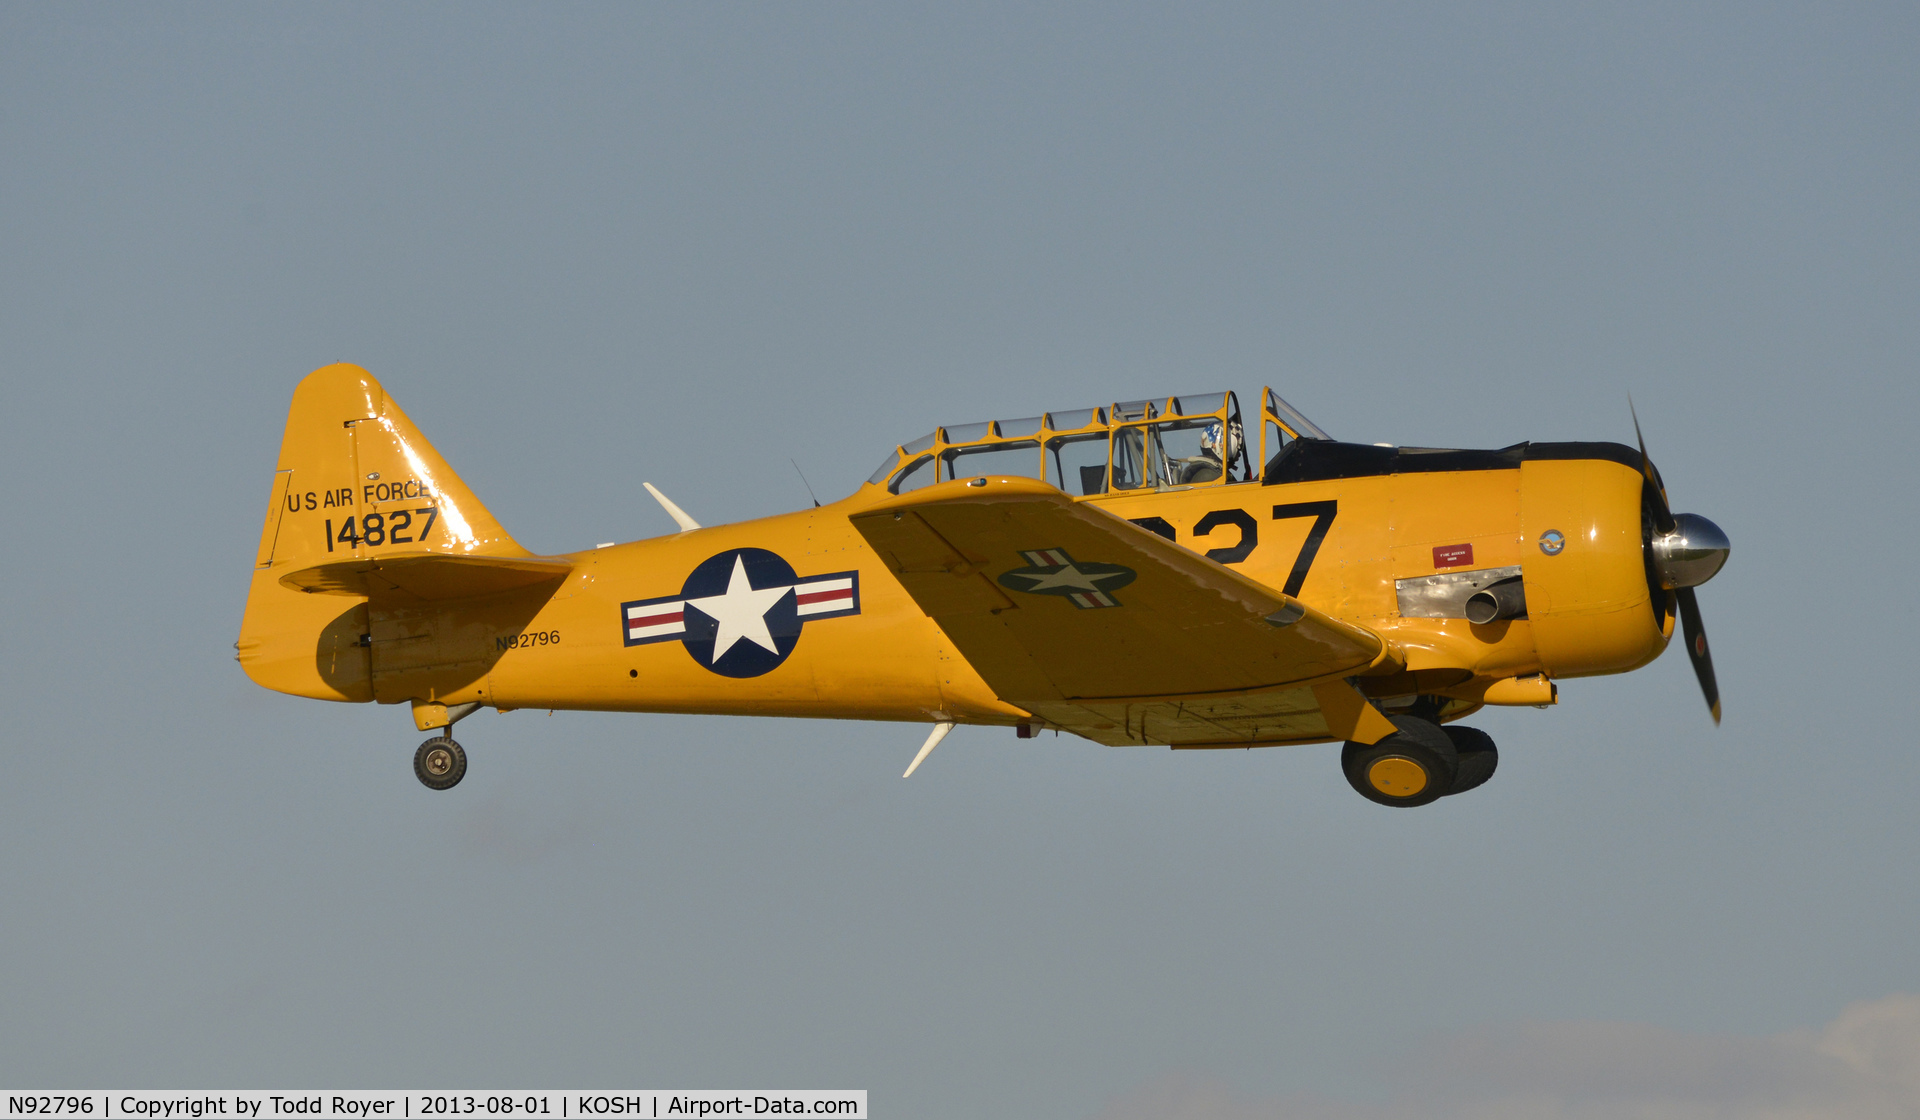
(2, 4, 1916, 1117)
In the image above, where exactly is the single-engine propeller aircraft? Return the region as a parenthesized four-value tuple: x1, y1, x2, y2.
(238, 364, 1729, 806)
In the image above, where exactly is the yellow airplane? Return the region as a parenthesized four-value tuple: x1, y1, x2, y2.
(238, 364, 1729, 806)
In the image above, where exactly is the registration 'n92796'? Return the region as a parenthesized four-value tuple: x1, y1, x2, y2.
(9, 1100, 94, 1115)
(496, 630, 560, 652)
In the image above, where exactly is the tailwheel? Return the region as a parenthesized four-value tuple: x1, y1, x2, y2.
(414, 736, 467, 791)
(1341, 717, 1457, 808)
(1442, 725, 1498, 796)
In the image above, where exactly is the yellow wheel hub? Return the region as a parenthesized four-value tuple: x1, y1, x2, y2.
(1367, 756, 1428, 798)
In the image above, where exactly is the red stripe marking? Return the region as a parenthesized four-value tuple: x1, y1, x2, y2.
(796, 588, 851, 606)
(628, 609, 683, 628)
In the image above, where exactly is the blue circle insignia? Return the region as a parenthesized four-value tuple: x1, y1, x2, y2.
(1538, 530, 1566, 556)
(678, 548, 803, 678)
(619, 548, 864, 678)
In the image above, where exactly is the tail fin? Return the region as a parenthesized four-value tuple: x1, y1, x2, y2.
(238, 364, 533, 701)
(257, 363, 528, 570)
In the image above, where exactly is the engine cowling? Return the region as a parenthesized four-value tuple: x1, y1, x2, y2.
(1518, 456, 1670, 678)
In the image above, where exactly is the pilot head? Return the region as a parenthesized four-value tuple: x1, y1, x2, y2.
(1200, 419, 1242, 463)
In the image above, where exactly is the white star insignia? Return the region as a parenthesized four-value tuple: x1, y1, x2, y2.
(685, 555, 790, 659)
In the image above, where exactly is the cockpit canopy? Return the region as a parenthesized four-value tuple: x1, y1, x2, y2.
(867, 388, 1331, 497)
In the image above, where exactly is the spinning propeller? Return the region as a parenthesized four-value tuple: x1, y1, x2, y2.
(1630, 401, 1730, 724)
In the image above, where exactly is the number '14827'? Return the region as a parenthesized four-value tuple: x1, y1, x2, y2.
(326, 506, 438, 551)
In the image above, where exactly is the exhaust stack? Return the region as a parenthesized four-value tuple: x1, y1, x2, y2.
(1464, 576, 1527, 625)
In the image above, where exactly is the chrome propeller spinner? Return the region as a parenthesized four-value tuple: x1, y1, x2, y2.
(1652, 512, 1731, 590)
(1631, 400, 1728, 724)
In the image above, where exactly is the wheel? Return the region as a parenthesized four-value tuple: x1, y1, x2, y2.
(413, 736, 467, 791)
(1442, 725, 1498, 796)
(1341, 716, 1457, 807)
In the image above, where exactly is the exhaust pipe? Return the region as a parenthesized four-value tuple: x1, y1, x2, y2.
(1465, 576, 1527, 625)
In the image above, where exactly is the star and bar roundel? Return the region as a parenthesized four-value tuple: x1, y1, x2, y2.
(621, 548, 860, 678)
(996, 548, 1136, 609)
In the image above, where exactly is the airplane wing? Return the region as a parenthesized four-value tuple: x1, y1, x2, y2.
(849, 477, 1395, 748)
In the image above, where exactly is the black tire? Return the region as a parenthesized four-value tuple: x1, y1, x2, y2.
(413, 737, 467, 791)
(1341, 716, 1457, 808)
(1442, 725, 1498, 796)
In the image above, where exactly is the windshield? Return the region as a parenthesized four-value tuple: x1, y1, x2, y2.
(1265, 389, 1331, 441)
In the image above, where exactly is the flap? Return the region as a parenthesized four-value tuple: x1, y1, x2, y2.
(1022, 679, 1397, 749)
(279, 552, 573, 601)
(850, 477, 1387, 724)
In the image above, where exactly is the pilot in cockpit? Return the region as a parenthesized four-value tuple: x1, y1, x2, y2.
(1177, 419, 1242, 484)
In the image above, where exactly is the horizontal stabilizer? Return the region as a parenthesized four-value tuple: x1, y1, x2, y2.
(280, 552, 573, 601)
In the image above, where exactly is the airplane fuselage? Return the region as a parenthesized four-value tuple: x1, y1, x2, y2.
(245, 441, 1667, 738)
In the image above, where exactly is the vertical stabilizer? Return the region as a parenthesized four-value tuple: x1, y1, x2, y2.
(238, 363, 528, 701)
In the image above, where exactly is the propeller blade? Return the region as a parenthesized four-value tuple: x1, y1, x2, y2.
(1629, 397, 1676, 534)
(1630, 399, 1721, 724)
(1675, 587, 1721, 725)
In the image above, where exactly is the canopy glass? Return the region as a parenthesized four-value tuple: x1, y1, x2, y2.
(866, 389, 1331, 496)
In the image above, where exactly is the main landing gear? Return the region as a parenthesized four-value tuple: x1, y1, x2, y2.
(1342, 715, 1498, 807)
